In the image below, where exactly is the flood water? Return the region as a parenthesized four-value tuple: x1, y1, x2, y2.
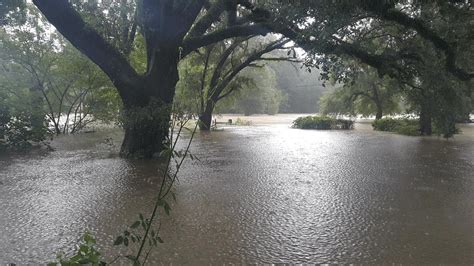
(1, 115, 473, 264)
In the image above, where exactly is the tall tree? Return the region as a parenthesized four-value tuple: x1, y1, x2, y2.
(186, 36, 292, 130)
(30, 0, 284, 158)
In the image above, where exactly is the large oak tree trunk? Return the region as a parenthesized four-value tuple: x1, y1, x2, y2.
(119, 47, 179, 158)
(120, 100, 172, 158)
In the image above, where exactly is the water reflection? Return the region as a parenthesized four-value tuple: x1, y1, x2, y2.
(0, 121, 473, 264)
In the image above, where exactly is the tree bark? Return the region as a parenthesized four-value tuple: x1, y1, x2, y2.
(375, 106, 383, 120)
(199, 102, 215, 131)
(119, 47, 179, 158)
(419, 104, 432, 135)
(371, 84, 383, 120)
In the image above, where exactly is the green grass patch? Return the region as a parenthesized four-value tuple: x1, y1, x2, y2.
(292, 116, 354, 130)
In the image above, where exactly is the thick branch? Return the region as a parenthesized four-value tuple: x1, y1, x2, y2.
(182, 23, 272, 56)
(187, 0, 226, 38)
(32, 0, 141, 100)
(214, 39, 290, 101)
(364, 4, 474, 80)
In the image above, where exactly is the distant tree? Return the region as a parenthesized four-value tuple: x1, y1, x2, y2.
(0, 9, 120, 135)
(320, 64, 401, 120)
(176, 36, 294, 130)
(231, 66, 284, 116)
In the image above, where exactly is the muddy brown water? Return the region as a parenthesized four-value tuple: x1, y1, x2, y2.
(0, 115, 473, 264)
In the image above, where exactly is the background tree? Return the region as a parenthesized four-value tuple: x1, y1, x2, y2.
(176, 35, 293, 130)
(30, 0, 287, 158)
(320, 64, 401, 120)
(263, 0, 473, 135)
(0, 9, 121, 135)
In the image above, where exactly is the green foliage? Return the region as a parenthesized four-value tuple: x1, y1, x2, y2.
(0, 111, 48, 151)
(0, 71, 49, 151)
(112, 211, 165, 265)
(320, 64, 401, 119)
(0, 0, 26, 25)
(372, 118, 422, 136)
(292, 116, 354, 130)
(48, 232, 106, 266)
(220, 66, 285, 116)
(267, 59, 329, 113)
(0, 12, 121, 136)
(372, 118, 460, 137)
(372, 118, 417, 136)
(175, 36, 287, 124)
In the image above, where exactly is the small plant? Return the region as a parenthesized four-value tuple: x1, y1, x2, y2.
(48, 232, 105, 266)
(292, 116, 354, 130)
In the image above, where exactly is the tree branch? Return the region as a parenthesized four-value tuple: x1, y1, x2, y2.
(32, 0, 141, 100)
(182, 23, 272, 56)
(364, 4, 474, 80)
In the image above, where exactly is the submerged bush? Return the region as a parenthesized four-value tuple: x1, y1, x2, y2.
(372, 118, 459, 137)
(372, 118, 420, 136)
(292, 116, 354, 130)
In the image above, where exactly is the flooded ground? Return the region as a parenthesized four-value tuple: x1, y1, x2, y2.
(0, 114, 473, 264)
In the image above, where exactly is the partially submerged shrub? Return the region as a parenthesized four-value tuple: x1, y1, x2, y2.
(372, 118, 419, 136)
(372, 118, 459, 137)
(0, 110, 48, 151)
(292, 116, 354, 130)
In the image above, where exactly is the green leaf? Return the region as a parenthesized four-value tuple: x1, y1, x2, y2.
(113, 236, 124, 246)
(83, 232, 96, 244)
(131, 221, 140, 229)
(163, 201, 171, 215)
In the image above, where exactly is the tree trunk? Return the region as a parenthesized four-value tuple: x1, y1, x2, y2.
(419, 104, 432, 135)
(371, 84, 383, 120)
(120, 106, 171, 158)
(199, 102, 215, 131)
(375, 105, 383, 120)
(119, 47, 179, 158)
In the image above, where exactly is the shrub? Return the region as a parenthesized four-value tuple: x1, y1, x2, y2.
(292, 116, 354, 130)
(372, 118, 418, 135)
(372, 118, 459, 137)
(0, 109, 48, 151)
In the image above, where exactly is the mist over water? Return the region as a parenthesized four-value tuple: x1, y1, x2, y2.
(0, 115, 473, 264)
